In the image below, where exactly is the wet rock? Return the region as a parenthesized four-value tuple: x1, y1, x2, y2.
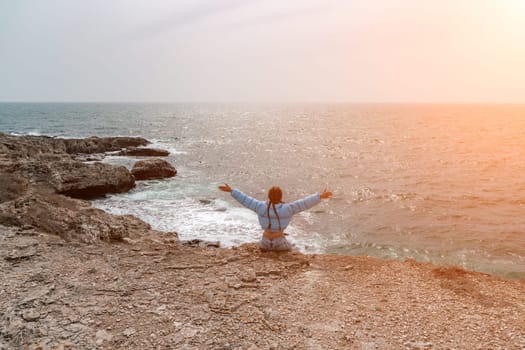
(131, 158, 177, 180)
(117, 147, 169, 157)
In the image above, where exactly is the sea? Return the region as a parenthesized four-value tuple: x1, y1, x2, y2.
(1, 102, 524, 279)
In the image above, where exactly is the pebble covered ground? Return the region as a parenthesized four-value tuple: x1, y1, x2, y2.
(1, 225, 524, 350)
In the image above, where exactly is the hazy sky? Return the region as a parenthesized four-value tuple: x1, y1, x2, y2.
(1, 0, 524, 103)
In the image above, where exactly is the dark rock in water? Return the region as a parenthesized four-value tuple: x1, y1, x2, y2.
(15, 161, 135, 199)
(131, 158, 177, 180)
(117, 147, 169, 157)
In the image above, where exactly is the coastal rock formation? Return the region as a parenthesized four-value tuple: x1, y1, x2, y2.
(0, 134, 68, 162)
(0, 133, 159, 241)
(0, 133, 149, 159)
(15, 160, 135, 199)
(117, 147, 170, 157)
(0, 188, 150, 242)
(0, 133, 159, 199)
(131, 158, 177, 180)
(62, 136, 149, 154)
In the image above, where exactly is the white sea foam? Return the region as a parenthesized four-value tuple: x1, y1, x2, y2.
(9, 130, 42, 136)
(93, 188, 326, 252)
(94, 196, 258, 247)
(148, 140, 187, 155)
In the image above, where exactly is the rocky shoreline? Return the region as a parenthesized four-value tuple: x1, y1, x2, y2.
(0, 133, 175, 242)
(1, 133, 524, 349)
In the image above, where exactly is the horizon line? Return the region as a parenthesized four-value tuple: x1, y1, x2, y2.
(1, 100, 525, 105)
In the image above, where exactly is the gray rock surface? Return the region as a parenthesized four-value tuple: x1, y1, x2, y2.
(1, 229, 524, 349)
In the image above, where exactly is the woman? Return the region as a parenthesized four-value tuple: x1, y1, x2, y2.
(218, 184, 332, 251)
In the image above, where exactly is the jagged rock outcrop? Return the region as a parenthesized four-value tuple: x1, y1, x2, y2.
(0, 134, 68, 161)
(117, 147, 170, 157)
(0, 133, 149, 159)
(131, 158, 177, 180)
(0, 188, 150, 242)
(15, 160, 135, 199)
(62, 136, 149, 154)
(0, 133, 148, 199)
(0, 133, 172, 243)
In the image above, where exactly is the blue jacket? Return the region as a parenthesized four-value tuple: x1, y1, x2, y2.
(231, 188, 321, 232)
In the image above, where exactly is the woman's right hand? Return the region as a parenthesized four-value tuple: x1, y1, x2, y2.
(218, 183, 232, 193)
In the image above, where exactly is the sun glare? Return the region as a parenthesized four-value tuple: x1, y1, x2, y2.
(502, 0, 525, 20)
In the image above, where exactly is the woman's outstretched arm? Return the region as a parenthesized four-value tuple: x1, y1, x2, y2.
(218, 183, 265, 212)
(289, 189, 332, 215)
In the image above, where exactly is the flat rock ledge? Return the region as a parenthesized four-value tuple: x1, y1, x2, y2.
(0, 226, 524, 350)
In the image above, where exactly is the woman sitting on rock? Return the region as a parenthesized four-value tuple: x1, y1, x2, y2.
(218, 184, 332, 251)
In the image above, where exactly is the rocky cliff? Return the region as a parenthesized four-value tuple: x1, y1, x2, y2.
(0, 133, 175, 242)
